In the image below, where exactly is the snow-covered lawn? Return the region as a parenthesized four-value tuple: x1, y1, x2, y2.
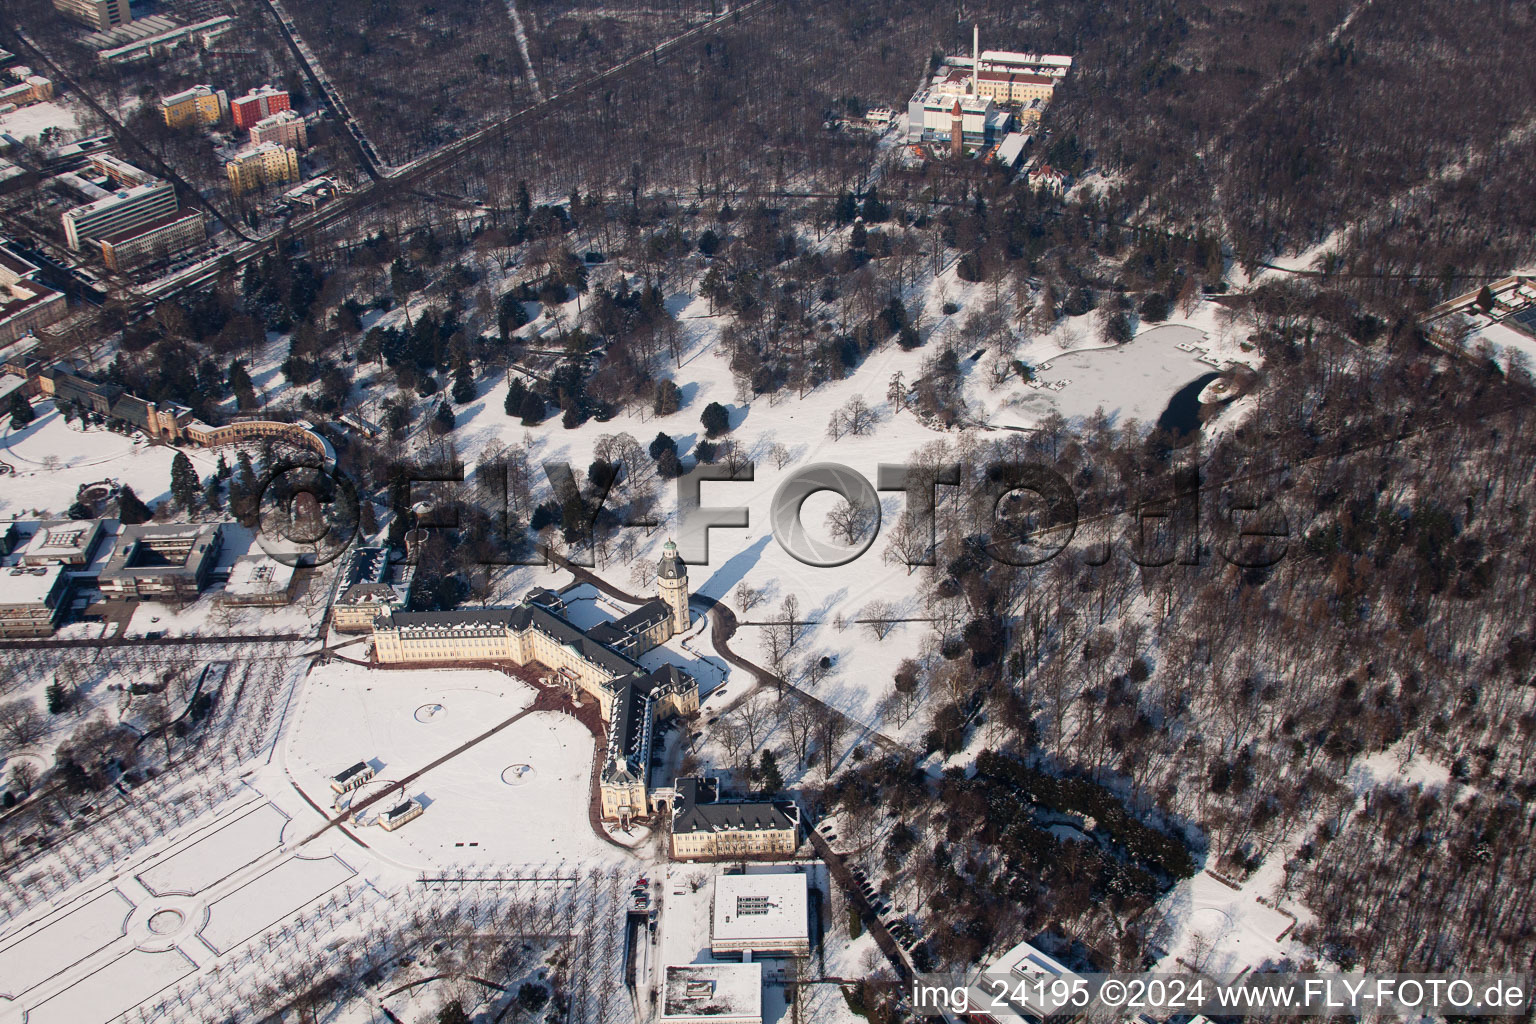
(0, 101, 79, 143)
(198, 853, 355, 953)
(0, 407, 228, 519)
(23, 948, 196, 1024)
(136, 802, 292, 897)
(286, 660, 617, 868)
(1152, 871, 1295, 975)
(0, 889, 132, 999)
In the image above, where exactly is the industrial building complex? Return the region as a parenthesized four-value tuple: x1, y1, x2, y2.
(906, 27, 1072, 163)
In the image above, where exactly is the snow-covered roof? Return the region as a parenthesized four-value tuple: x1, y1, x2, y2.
(659, 963, 762, 1023)
(964, 939, 1083, 1022)
(0, 562, 66, 605)
(711, 872, 809, 947)
(995, 132, 1028, 167)
(224, 555, 295, 597)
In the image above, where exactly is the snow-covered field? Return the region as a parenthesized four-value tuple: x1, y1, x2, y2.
(200, 853, 356, 953)
(136, 802, 292, 897)
(286, 660, 618, 868)
(23, 948, 196, 1024)
(0, 409, 225, 519)
(0, 101, 79, 143)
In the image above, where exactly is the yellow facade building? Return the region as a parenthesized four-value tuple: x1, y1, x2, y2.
(226, 143, 299, 196)
(160, 84, 225, 128)
(370, 546, 699, 821)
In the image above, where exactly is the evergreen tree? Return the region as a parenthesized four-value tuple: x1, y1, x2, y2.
(833, 190, 858, 225)
(701, 401, 730, 438)
(431, 400, 456, 435)
(228, 360, 258, 410)
(758, 750, 784, 793)
(860, 185, 889, 223)
(504, 377, 528, 416)
(451, 355, 476, 404)
(117, 485, 152, 525)
(8, 391, 34, 428)
(649, 432, 677, 462)
(170, 452, 200, 511)
(519, 392, 546, 425)
(45, 682, 69, 715)
(436, 1001, 470, 1024)
(1476, 285, 1496, 312)
(204, 475, 222, 510)
(653, 379, 682, 416)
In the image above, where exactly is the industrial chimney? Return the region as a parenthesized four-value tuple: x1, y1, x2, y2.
(972, 23, 980, 95)
(951, 98, 964, 158)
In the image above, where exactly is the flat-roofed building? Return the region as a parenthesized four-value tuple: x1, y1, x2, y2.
(61, 179, 176, 250)
(53, 0, 132, 31)
(160, 84, 226, 128)
(221, 554, 297, 606)
(98, 207, 205, 270)
(659, 963, 762, 1024)
(0, 245, 66, 344)
(249, 109, 307, 150)
(98, 522, 223, 600)
(225, 142, 298, 195)
(962, 939, 1084, 1023)
(87, 153, 154, 187)
(0, 562, 70, 636)
(710, 872, 810, 958)
(88, 15, 234, 64)
(906, 89, 1011, 148)
(230, 85, 289, 130)
(19, 519, 105, 566)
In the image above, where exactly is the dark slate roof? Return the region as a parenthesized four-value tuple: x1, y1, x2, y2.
(671, 776, 800, 835)
(340, 546, 389, 588)
(377, 601, 644, 680)
(657, 539, 686, 580)
(601, 676, 652, 786)
(109, 393, 154, 430)
(523, 586, 565, 613)
(587, 598, 670, 654)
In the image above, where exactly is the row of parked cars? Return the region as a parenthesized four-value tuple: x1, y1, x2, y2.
(816, 818, 921, 954)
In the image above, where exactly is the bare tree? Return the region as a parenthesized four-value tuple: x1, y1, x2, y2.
(826, 498, 877, 546)
(735, 582, 766, 614)
(860, 600, 899, 640)
(815, 707, 847, 779)
(784, 702, 817, 767)
(0, 699, 44, 747)
(780, 594, 803, 649)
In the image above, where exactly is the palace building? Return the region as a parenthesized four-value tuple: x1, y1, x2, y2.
(370, 540, 701, 822)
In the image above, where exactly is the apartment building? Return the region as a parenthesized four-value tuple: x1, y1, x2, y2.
(225, 142, 298, 195)
(53, 0, 131, 31)
(160, 84, 226, 128)
(249, 109, 307, 150)
(230, 85, 289, 130)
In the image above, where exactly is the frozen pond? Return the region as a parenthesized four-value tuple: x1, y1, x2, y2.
(1001, 324, 1215, 427)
